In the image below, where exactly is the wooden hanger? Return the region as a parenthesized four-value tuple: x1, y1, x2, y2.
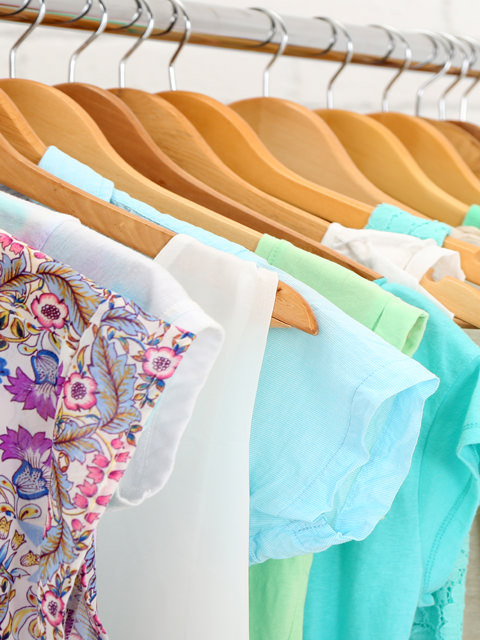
(315, 109, 480, 280)
(420, 269, 480, 327)
(450, 120, 480, 143)
(370, 111, 480, 209)
(230, 96, 418, 213)
(111, 88, 329, 227)
(426, 120, 480, 177)
(56, 81, 287, 227)
(0, 81, 316, 335)
(159, 91, 374, 229)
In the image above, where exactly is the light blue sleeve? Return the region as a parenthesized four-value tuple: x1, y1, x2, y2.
(367, 204, 452, 246)
(39, 146, 441, 563)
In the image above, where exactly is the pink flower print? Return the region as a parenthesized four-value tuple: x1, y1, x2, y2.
(92, 454, 109, 468)
(72, 519, 83, 532)
(63, 373, 97, 411)
(86, 466, 104, 484)
(115, 452, 130, 463)
(73, 494, 88, 509)
(85, 512, 100, 525)
(111, 438, 123, 450)
(96, 494, 112, 506)
(41, 591, 64, 627)
(9, 242, 23, 255)
(78, 480, 97, 498)
(142, 347, 182, 380)
(0, 233, 11, 250)
(92, 613, 107, 634)
(108, 470, 124, 482)
(31, 293, 68, 330)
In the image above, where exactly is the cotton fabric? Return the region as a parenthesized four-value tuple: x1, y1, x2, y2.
(0, 231, 196, 639)
(39, 146, 440, 565)
(96, 234, 277, 640)
(463, 203, 480, 228)
(367, 204, 453, 246)
(0, 189, 224, 507)
(304, 282, 480, 640)
(450, 225, 480, 247)
(322, 222, 465, 316)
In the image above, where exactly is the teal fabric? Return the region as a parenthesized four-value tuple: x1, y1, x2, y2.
(367, 204, 452, 246)
(463, 204, 480, 229)
(38, 147, 439, 565)
(304, 281, 480, 640)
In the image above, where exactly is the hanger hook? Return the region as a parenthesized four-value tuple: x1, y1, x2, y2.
(415, 31, 453, 117)
(9, 0, 46, 79)
(68, 0, 108, 82)
(162, 0, 190, 91)
(457, 36, 480, 121)
(119, 0, 178, 88)
(250, 8, 288, 97)
(438, 34, 470, 119)
(314, 17, 353, 109)
(369, 25, 412, 112)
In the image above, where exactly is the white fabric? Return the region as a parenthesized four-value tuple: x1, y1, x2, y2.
(96, 234, 277, 640)
(451, 226, 480, 247)
(0, 191, 224, 505)
(322, 223, 465, 317)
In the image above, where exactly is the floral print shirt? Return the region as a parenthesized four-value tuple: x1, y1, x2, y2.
(0, 231, 195, 639)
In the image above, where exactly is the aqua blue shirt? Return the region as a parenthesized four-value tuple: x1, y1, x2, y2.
(38, 147, 439, 564)
(367, 204, 453, 246)
(304, 281, 480, 640)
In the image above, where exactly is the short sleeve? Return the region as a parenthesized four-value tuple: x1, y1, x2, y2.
(367, 204, 452, 246)
(462, 204, 480, 229)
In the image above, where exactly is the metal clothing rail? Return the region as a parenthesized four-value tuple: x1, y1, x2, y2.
(0, 0, 478, 77)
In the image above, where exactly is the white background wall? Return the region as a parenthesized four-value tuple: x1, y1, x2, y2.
(1, 0, 480, 120)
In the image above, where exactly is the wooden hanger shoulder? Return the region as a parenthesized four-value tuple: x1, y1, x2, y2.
(428, 120, 480, 177)
(159, 91, 372, 229)
(371, 111, 480, 209)
(230, 96, 397, 206)
(57, 82, 283, 228)
(420, 269, 480, 327)
(448, 120, 480, 144)
(110, 88, 316, 225)
(317, 108, 467, 225)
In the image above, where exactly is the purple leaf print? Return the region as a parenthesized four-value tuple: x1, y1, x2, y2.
(4, 350, 65, 421)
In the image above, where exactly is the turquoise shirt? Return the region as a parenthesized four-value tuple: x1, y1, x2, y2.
(367, 204, 452, 246)
(38, 147, 439, 564)
(304, 281, 480, 640)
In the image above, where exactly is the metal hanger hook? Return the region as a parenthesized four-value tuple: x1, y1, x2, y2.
(9, 0, 46, 79)
(68, 0, 108, 82)
(164, 0, 191, 91)
(314, 17, 353, 110)
(414, 31, 453, 116)
(457, 36, 480, 121)
(438, 34, 470, 119)
(369, 25, 412, 112)
(250, 8, 288, 97)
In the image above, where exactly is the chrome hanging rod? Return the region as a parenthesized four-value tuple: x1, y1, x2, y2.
(0, 0, 478, 77)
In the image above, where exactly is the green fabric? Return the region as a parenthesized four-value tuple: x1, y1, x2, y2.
(249, 555, 313, 640)
(250, 235, 430, 640)
(462, 204, 480, 229)
(257, 234, 428, 357)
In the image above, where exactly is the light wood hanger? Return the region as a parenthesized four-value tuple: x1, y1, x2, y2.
(160, 90, 376, 229)
(230, 97, 419, 213)
(370, 111, 480, 210)
(315, 109, 480, 278)
(450, 121, 480, 144)
(0, 87, 316, 334)
(57, 81, 283, 227)
(111, 88, 329, 229)
(426, 120, 480, 177)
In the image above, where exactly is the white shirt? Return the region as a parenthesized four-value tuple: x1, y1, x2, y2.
(322, 223, 465, 316)
(96, 235, 278, 640)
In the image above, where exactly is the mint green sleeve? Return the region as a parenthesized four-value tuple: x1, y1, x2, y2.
(256, 234, 428, 356)
(463, 204, 480, 229)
